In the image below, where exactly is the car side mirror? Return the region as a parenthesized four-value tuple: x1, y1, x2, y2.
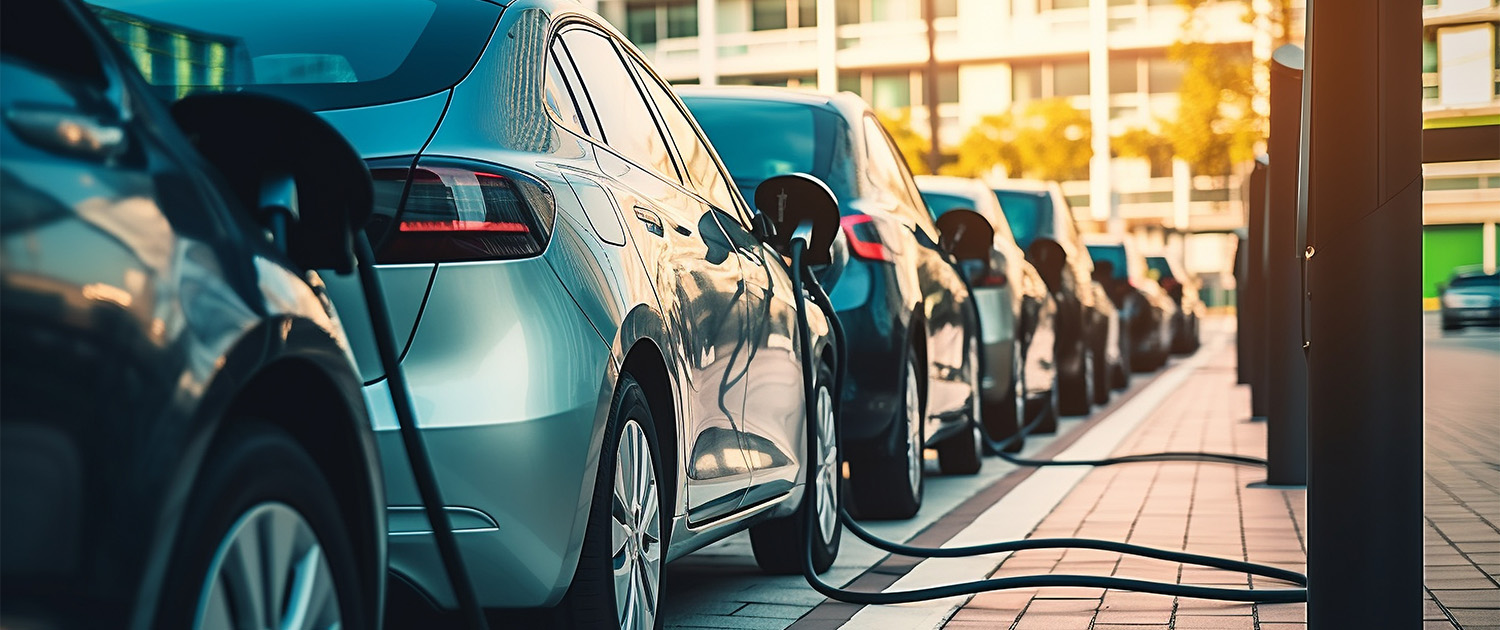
(935, 209, 994, 277)
(753, 173, 839, 266)
(170, 93, 372, 275)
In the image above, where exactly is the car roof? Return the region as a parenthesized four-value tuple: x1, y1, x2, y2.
(1451, 264, 1498, 279)
(914, 175, 989, 199)
(1082, 233, 1127, 247)
(989, 179, 1053, 193)
(675, 86, 871, 122)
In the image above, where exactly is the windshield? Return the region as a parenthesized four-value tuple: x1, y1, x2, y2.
(1086, 245, 1129, 281)
(1449, 274, 1499, 291)
(992, 190, 1050, 250)
(919, 191, 977, 221)
(85, 0, 499, 110)
(682, 97, 858, 207)
(1146, 256, 1174, 280)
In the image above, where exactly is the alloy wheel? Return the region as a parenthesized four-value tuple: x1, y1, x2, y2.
(814, 384, 839, 545)
(612, 420, 662, 630)
(194, 502, 341, 630)
(904, 362, 923, 496)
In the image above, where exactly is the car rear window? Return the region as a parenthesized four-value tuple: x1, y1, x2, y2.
(992, 190, 1049, 250)
(1086, 245, 1129, 281)
(85, 0, 500, 110)
(681, 96, 858, 207)
(919, 191, 977, 221)
(1146, 256, 1174, 280)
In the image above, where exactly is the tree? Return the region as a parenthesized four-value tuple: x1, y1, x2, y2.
(1158, 0, 1262, 178)
(1113, 126, 1175, 177)
(876, 109, 932, 176)
(947, 98, 1091, 182)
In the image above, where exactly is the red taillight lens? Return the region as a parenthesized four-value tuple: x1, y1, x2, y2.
(973, 271, 1008, 287)
(840, 214, 892, 262)
(366, 157, 554, 264)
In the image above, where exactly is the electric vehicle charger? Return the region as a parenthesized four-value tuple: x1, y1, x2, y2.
(785, 236, 1308, 607)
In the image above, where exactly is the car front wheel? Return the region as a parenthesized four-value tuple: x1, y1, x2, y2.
(848, 351, 925, 520)
(751, 363, 842, 574)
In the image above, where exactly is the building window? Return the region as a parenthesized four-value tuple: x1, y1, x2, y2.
(839, 74, 863, 96)
(798, 0, 818, 27)
(1147, 57, 1183, 93)
(1423, 36, 1440, 100)
(1109, 57, 1138, 94)
(872, 71, 912, 109)
(937, 68, 960, 103)
(753, 0, 789, 31)
(1051, 0, 1088, 9)
(872, 0, 916, 21)
(1054, 60, 1090, 97)
(626, 5, 658, 45)
(837, 0, 860, 25)
(666, 2, 697, 38)
(935, 0, 958, 18)
(1013, 63, 1043, 102)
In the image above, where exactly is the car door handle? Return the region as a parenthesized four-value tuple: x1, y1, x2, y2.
(5, 104, 126, 160)
(633, 206, 665, 237)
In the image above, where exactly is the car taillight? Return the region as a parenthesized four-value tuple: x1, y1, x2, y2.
(972, 271, 1008, 287)
(840, 214, 891, 262)
(365, 157, 554, 264)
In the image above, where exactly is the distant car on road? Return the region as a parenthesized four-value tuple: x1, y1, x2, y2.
(990, 181, 1107, 420)
(915, 175, 1058, 450)
(2, 2, 383, 627)
(1440, 266, 1500, 332)
(683, 87, 988, 519)
(1146, 254, 1204, 353)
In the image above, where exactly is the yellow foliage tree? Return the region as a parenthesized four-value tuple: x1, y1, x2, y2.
(876, 109, 932, 175)
(947, 98, 1091, 182)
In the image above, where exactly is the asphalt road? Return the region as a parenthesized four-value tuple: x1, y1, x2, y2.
(1421, 313, 1500, 629)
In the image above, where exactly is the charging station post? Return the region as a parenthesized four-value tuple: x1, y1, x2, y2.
(1246, 157, 1270, 421)
(1264, 44, 1307, 487)
(1300, 0, 1423, 626)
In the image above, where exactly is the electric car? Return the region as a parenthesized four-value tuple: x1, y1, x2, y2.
(990, 180, 1107, 421)
(88, 0, 845, 626)
(1084, 235, 1179, 372)
(682, 87, 987, 519)
(915, 175, 1058, 451)
(1, 2, 385, 628)
(1145, 254, 1204, 353)
(1439, 265, 1500, 331)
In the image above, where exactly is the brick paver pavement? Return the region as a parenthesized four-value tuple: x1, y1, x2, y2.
(939, 330, 1495, 630)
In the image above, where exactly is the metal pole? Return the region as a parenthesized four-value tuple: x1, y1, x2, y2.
(1246, 156, 1269, 420)
(923, 0, 940, 174)
(1301, 0, 1423, 626)
(1235, 228, 1250, 385)
(1264, 44, 1306, 486)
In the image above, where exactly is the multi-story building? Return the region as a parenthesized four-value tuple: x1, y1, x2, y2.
(587, 0, 1300, 304)
(1421, 0, 1499, 307)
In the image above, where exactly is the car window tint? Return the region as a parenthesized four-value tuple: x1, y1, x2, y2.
(627, 57, 741, 218)
(544, 46, 588, 136)
(559, 28, 677, 180)
(550, 38, 604, 141)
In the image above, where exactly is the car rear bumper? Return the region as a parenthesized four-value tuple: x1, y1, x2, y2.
(1442, 306, 1500, 327)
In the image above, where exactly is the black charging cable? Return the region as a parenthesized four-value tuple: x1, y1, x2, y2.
(355, 235, 492, 630)
(787, 238, 1307, 606)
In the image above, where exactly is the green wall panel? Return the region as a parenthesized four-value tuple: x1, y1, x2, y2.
(1422, 224, 1484, 298)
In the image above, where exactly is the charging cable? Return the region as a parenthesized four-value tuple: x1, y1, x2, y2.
(786, 236, 1307, 606)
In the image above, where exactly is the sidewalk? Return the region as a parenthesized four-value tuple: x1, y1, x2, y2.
(941, 337, 1310, 630)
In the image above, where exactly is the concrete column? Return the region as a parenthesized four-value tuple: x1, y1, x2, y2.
(697, 0, 718, 86)
(1484, 222, 1497, 274)
(817, 0, 837, 91)
(1301, 0, 1424, 626)
(1264, 44, 1306, 486)
(1172, 157, 1191, 232)
(1088, 0, 1113, 230)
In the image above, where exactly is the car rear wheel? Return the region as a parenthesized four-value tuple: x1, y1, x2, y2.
(751, 363, 842, 574)
(1056, 304, 1092, 418)
(1090, 330, 1110, 406)
(159, 422, 369, 630)
(936, 341, 983, 475)
(554, 373, 665, 630)
(848, 352, 924, 520)
(982, 339, 1026, 454)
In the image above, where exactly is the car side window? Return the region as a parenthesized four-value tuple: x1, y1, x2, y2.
(544, 43, 590, 137)
(863, 115, 938, 240)
(625, 56, 742, 217)
(558, 27, 679, 182)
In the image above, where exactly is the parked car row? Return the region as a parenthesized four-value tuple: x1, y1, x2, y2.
(0, 1, 1203, 628)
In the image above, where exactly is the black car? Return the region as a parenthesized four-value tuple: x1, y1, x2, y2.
(1440, 266, 1500, 331)
(683, 87, 985, 519)
(990, 180, 1108, 420)
(1145, 254, 1204, 353)
(1085, 236, 1179, 372)
(0, 2, 384, 628)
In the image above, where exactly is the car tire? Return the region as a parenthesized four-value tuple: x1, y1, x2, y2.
(751, 363, 842, 574)
(1056, 303, 1092, 417)
(554, 373, 666, 630)
(848, 351, 925, 520)
(982, 340, 1026, 454)
(1027, 380, 1060, 435)
(937, 341, 983, 475)
(1090, 331, 1110, 406)
(156, 422, 369, 630)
